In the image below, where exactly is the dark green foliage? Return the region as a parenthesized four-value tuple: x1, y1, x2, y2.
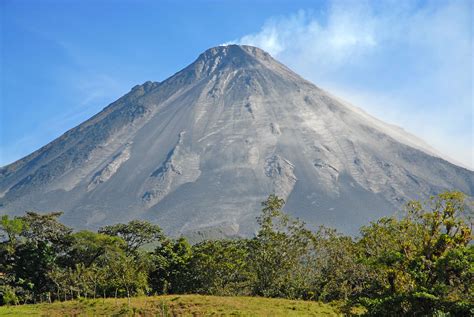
(360, 292, 474, 316)
(67, 231, 126, 267)
(98, 220, 163, 254)
(249, 194, 316, 299)
(149, 237, 192, 294)
(0, 191, 471, 316)
(19, 212, 73, 252)
(309, 228, 380, 302)
(1, 212, 73, 303)
(188, 239, 251, 295)
(357, 191, 473, 315)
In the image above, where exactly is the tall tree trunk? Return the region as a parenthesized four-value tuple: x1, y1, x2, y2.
(126, 287, 130, 306)
(388, 272, 396, 293)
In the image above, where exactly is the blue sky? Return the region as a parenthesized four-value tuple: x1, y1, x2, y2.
(1, 0, 472, 168)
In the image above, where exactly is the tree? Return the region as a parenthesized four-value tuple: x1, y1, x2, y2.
(188, 239, 251, 295)
(63, 231, 131, 300)
(0, 191, 470, 312)
(109, 252, 149, 305)
(67, 231, 126, 268)
(358, 191, 473, 316)
(48, 266, 69, 301)
(308, 227, 378, 302)
(0, 212, 73, 303)
(0, 215, 25, 254)
(249, 194, 315, 299)
(19, 212, 72, 249)
(150, 237, 192, 294)
(0, 215, 26, 305)
(99, 220, 163, 254)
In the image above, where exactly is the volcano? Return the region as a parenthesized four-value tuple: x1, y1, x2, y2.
(1, 45, 472, 238)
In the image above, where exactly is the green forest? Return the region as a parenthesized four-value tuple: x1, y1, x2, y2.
(0, 191, 472, 316)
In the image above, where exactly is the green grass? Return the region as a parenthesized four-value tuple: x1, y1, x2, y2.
(0, 294, 355, 316)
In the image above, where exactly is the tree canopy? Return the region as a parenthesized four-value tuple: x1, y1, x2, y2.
(0, 191, 472, 315)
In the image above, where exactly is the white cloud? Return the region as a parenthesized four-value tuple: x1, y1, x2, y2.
(229, 0, 473, 169)
(231, 7, 377, 74)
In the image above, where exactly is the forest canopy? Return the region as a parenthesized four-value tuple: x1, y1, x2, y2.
(0, 191, 472, 316)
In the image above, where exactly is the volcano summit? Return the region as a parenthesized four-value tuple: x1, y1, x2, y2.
(1, 45, 472, 237)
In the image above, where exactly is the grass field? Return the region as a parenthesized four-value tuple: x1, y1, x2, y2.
(0, 294, 356, 316)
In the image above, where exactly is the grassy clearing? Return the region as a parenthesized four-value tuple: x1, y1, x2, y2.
(0, 294, 351, 316)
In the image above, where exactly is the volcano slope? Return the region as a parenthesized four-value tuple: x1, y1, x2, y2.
(1, 45, 472, 237)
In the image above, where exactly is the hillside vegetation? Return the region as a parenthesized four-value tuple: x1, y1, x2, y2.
(0, 191, 472, 316)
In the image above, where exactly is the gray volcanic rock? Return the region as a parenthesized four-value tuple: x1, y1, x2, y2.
(1, 45, 472, 237)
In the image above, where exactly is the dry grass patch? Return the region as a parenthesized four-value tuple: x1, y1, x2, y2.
(0, 295, 346, 316)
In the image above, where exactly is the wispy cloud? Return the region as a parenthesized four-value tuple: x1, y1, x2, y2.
(229, 0, 473, 168)
(232, 6, 377, 73)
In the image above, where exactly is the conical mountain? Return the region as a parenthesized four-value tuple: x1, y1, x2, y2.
(1, 45, 472, 237)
